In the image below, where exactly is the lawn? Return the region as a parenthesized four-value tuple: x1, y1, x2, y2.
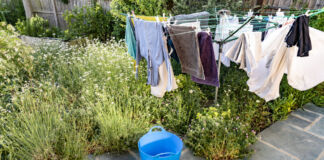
(0, 22, 323, 160)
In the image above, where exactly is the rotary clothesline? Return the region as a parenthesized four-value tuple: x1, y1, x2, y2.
(122, 8, 324, 102)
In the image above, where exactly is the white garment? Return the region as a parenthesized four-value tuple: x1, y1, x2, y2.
(225, 32, 262, 75)
(151, 61, 178, 97)
(213, 14, 253, 67)
(247, 25, 324, 101)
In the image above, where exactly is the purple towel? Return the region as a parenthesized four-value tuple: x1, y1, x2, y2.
(191, 32, 219, 87)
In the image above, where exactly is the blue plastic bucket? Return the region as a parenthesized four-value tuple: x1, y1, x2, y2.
(138, 126, 183, 160)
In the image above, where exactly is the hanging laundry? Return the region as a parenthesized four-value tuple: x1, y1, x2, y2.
(213, 14, 253, 67)
(134, 19, 173, 90)
(285, 15, 312, 57)
(191, 32, 219, 87)
(131, 15, 167, 24)
(247, 24, 324, 101)
(151, 36, 178, 97)
(126, 16, 136, 59)
(164, 27, 180, 63)
(168, 25, 205, 80)
(170, 11, 210, 26)
(225, 32, 262, 75)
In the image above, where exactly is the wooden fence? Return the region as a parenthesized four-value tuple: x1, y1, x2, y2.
(252, 0, 324, 13)
(22, 0, 111, 29)
(19, 0, 324, 29)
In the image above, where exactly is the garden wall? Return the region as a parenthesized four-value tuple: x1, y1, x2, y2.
(21, 0, 111, 29)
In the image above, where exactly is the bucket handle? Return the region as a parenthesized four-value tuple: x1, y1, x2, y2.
(153, 152, 176, 158)
(149, 126, 166, 133)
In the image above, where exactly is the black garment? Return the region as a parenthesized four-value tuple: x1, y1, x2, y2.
(261, 31, 267, 41)
(285, 15, 312, 57)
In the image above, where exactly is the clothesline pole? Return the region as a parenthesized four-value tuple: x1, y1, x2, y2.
(214, 16, 255, 103)
(215, 42, 223, 103)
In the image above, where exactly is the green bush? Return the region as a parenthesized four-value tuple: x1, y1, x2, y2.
(0, 0, 25, 24)
(110, 0, 172, 18)
(15, 15, 62, 38)
(186, 107, 256, 159)
(171, 0, 248, 15)
(64, 3, 124, 41)
(310, 8, 324, 31)
(0, 26, 205, 158)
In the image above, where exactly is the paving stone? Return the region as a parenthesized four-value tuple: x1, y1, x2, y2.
(303, 103, 324, 115)
(249, 141, 295, 160)
(89, 146, 203, 160)
(291, 109, 319, 122)
(284, 115, 311, 129)
(88, 151, 139, 160)
(308, 117, 324, 137)
(258, 121, 324, 160)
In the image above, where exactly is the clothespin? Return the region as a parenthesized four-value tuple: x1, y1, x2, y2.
(132, 10, 136, 18)
(156, 16, 160, 22)
(163, 13, 165, 22)
(167, 14, 172, 25)
(305, 10, 310, 16)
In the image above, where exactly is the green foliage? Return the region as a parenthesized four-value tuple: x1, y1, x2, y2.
(0, 0, 25, 25)
(60, 0, 69, 4)
(171, 0, 247, 15)
(64, 3, 124, 41)
(0, 22, 34, 107)
(186, 107, 256, 159)
(15, 15, 62, 38)
(110, 0, 172, 18)
(310, 9, 324, 31)
(0, 27, 205, 158)
(186, 63, 323, 159)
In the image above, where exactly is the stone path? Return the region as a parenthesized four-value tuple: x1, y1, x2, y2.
(250, 103, 324, 160)
(88, 145, 203, 160)
(89, 103, 324, 160)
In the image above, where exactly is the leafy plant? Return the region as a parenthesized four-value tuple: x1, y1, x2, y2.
(110, 0, 172, 18)
(64, 3, 124, 41)
(310, 8, 324, 32)
(15, 15, 62, 38)
(0, 0, 25, 24)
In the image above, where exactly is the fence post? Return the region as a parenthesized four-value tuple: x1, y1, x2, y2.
(22, 0, 33, 18)
(51, 0, 59, 27)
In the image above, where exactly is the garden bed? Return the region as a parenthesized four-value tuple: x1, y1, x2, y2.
(0, 22, 323, 160)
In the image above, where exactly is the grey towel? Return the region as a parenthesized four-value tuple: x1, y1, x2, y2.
(168, 25, 205, 80)
(171, 11, 210, 26)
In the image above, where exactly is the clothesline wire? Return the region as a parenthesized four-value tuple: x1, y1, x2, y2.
(122, 9, 323, 23)
(123, 8, 324, 39)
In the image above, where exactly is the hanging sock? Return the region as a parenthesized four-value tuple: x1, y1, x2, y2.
(285, 15, 312, 57)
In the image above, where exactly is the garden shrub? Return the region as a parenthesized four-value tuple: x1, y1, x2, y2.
(64, 3, 124, 41)
(186, 62, 323, 159)
(0, 0, 25, 24)
(0, 29, 206, 158)
(110, 0, 172, 18)
(310, 8, 324, 31)
(15, 15, 62, 38)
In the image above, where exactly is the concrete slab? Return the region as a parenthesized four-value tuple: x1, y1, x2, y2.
(284, 115, 311, 129)
(308, 117, 324, 137)
(291, 109, 319, 122)
(258, 121, 324, 160)
(249, 141, 295, 160)
(303, 103, 324, 115)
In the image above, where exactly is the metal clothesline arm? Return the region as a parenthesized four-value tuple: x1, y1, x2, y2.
(214, 16, 255, 103)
